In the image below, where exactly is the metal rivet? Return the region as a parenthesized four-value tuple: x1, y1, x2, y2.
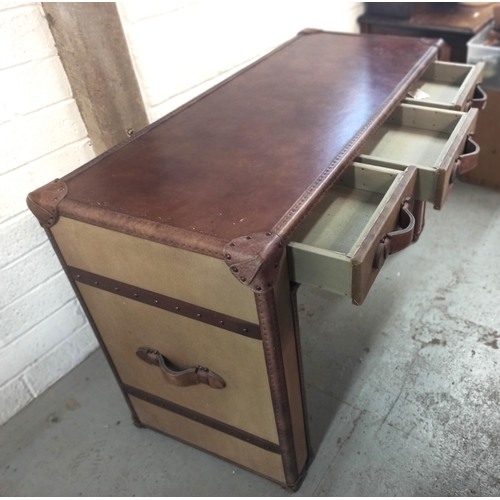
(246, 236, 252, 240)
(232, 267, 238, 273)
(240, 277, 246, 282)
(197, 313, 201, 318)
(154, 300, 159, 304)
(175, 306, 180, 311)
(256, 286, 262, 291)
(243, 328, 248, 333)
(76, 274, 81, 278)
(219, 321, 224, 325)
(94, 281, 99, 285)
(230, 242, 235, 247)
(225, 254, 231, 260)
(134, 293, 138, 297)
(114, 287, 119, 292)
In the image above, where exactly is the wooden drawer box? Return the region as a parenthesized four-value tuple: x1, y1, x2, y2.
(357, 104, 479, 209)
(404, 61, 486, 111)
(288, 164, 417, 305)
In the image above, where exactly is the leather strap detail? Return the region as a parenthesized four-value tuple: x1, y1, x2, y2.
(373, 198, 415, 269)
(136, 347, 226, 389)
(224, 232, 285, 293)
(411, 199, 426, 243)
(470, 84, 487, 111)
(125, 385, 281, 454)
(26, 178, 68, 228)
(69, 267, 261, 339)
(455, 136, 480, 178)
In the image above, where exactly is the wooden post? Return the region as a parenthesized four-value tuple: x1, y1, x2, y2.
(42, 2, 148, 154)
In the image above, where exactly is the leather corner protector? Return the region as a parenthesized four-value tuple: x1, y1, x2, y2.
(224, 232, 285, 293)
(26, 178, 68, 229)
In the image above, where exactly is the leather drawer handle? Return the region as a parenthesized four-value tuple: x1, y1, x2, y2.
(450, 136, 480, 183)
(373, 198, 415, 270)
(470, 84, 487, 111)
(136, 347, 226, 389)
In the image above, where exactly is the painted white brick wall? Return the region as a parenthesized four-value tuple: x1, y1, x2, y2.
(118, 1, 365, 122)
(0, 2, 97, 426)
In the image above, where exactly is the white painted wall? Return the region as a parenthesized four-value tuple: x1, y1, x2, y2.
(0, 2, 97, 425)
(118, 1, 364, 122)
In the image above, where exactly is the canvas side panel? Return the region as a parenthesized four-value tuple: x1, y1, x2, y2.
(77, 284, 279, 443)
(130, 396, 285, 483)
(51, 216, 258, 323)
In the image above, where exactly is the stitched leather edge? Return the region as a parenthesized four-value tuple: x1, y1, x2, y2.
(58, 199, 227, 259)
(256, 290, 299, 485)
(290, 283, 313, 460)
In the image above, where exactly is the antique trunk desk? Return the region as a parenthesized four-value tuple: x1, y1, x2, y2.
(27, 31, 482, 491)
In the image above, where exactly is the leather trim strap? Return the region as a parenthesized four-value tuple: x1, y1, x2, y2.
(136, 347, 226, 389)
(456, 136, 480, 176)
(411, 200, 426, 243)
(124, 385, 281, 454)
(68, 266, 261, 339)
(373, 198, 415, 270)
(470, 84, 487, 111)
(256, 290, 299, 485)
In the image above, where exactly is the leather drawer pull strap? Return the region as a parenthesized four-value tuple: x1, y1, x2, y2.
(373, 197, 415, 270)
(451, 136, 480, 183)
(470, 84, 487, 111)
(136, 347, 226, 389)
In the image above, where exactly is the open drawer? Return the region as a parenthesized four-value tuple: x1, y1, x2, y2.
(403, 61, 486, 111)
(288, 163, 418, 305)
(357, 104, 479, 209)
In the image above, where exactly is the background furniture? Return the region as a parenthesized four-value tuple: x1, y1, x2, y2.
(359, 2, 500, 191)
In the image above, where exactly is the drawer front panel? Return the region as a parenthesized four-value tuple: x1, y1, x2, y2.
(288, 164, 418, 305)
(77, 282, 279, 444)
(130, 396, 286, 483)
(51, 217, 258, 324)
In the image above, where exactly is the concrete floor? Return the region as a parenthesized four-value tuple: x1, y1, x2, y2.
(1, 181, 500, 496)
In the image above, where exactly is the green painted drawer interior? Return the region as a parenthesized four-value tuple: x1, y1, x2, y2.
(357, 104, 473, 206)
(287, 163, 408, 300)
(404, 61, 483, 110)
